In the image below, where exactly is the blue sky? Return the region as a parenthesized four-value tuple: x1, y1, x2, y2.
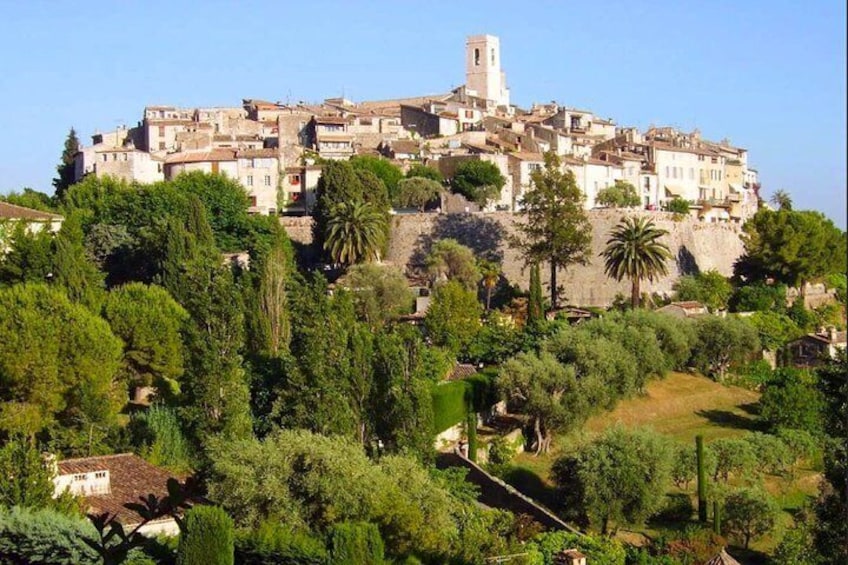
(1, 1, 845, 228)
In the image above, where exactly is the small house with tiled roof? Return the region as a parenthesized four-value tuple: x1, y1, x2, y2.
(656, 301, 709, 319)
(788, 327, 847, 367)
(0, 202, 64, 251)
(52, 453, 185, 536)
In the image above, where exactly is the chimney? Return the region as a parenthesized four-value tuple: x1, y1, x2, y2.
(828, 327, 837, 343)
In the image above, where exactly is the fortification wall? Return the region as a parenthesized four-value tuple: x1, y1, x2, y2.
(281, 210, 745, 307)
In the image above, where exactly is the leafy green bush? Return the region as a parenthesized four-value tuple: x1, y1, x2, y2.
(526, 531, 626, 565)
(133, 404, 193, 473)
(328, 521, 385, 565)
(664, 198, 690, 215)
(653, 493, 695, 523)
(177, 505, 235, 565)
(0, 505, 99, 565)
(234, 521, 327, 565)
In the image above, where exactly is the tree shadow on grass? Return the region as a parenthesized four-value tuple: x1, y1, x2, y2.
(694, 409, 764, 433)
(737, 402, 760, 417)
(498, 465, 558, 509)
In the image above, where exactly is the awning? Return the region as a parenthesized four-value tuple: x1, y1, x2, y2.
(728, 183, 742, 193)
(664, 184, 683, 197)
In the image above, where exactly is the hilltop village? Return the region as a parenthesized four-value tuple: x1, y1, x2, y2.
(75, 34, 761, 222)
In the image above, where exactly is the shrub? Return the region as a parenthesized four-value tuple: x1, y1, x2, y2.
(488, 436, 516, 466)
(0, 505, 99, 565)
(177, 505, 235, 565)
(526, 531, 626, 565)
(328, 521, 385, 565)
(653, 493, 695, 524)
(234, 521, 327, 565)
(665, 198, 690, 215)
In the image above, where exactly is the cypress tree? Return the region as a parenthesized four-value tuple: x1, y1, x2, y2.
(177, 505, 234, 565)
(528, 262, 544, 324)
(51, 212, 105, 311)
(697, 435, 707, 522)
(185, 194, 215, 249)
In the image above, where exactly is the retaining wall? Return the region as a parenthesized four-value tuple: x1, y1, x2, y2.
(281, 210, 745, 307)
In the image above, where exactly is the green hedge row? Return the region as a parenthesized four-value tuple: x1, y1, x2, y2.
(431, 374, 495, 434)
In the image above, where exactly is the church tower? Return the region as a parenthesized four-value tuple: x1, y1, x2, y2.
(465, 35, 510, 107)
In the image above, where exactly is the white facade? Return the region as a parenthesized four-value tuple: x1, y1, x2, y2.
(465, 35, 510, 108)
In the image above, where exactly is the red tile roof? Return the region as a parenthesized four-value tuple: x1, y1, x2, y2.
(164, 149, 237, 164)
(0, 201, 64, 221)
(57, 453, 185, 527)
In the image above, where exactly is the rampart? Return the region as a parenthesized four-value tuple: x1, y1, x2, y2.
(281, 210, 745, 307)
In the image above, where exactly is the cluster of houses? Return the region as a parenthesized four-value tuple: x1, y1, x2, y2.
(72, 35, 760, 222)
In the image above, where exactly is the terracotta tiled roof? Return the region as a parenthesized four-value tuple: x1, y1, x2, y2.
(509, 151, 544, 161)
(164, 149, 236, 164)
(670, 301, 706, 310)
(446, 363, 478, 381)
(236, 148, 278, 159)
(705, 549, 741, 565)
(0, 201, 64, 221)
(390, 140, 421, 155)
(57, 454, 185, 527)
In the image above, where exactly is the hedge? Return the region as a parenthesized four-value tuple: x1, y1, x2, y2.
(432, 374, 495, 434)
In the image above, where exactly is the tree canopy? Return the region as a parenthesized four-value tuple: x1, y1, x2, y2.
(737, 208, 847, 287)
(511, 152, 592, 309)
(450, 160, 506, 207)
(595, 180, 640, 208)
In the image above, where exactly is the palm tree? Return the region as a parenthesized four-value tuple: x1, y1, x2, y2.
(478, 259, 500, 311)
(601, 216, 672, 309)
(323, 200, 385, 266)
(769, 189, 793, 211)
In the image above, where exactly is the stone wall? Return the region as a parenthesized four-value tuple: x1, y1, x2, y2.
(280, 210, 745, 307)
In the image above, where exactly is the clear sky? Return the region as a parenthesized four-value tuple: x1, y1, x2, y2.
(1, 0, 845, 228)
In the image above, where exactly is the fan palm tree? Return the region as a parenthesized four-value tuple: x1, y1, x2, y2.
(600, 216, 672, 309)
(478, 259, 501, 311)
(323, 200, 385, 266)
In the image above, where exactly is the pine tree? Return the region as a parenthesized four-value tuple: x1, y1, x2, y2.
(52, 128, 80, 201)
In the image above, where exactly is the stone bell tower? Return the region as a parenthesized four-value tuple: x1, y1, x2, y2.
(465, 34, 510, 107)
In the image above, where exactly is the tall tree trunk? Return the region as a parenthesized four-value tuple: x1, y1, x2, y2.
(533, 417, 544, 456)
(486, 286, 492, 311)
(631, 277, 641, 309)
(550, 261, 558, 310)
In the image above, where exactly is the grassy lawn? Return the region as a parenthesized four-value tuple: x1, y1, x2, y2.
(496, 371, 821, 557)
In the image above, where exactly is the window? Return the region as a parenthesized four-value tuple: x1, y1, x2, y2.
(94, 471, 107, 479)
(158, 141, 166, 150)
(158, 126, 165, 136)
(644, 178, 651, 189)
(122, 153, 128, 162)
(289, 174, 300, 185)
(249, 196, 257, 206)
(246, 175, 253, 186)
(491, 48, 495, 65)
(474, 48, 480, 66)
(102, 154, 108, 162)
(289, 191, 301, 202)
(464, 110, 474, 119)
(672, 168, 678, 179)
(73, 474, 86, 482)
(264, 175, 271, 186)
(665, 166, 670, 177)
(112, 153, 117, 161)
